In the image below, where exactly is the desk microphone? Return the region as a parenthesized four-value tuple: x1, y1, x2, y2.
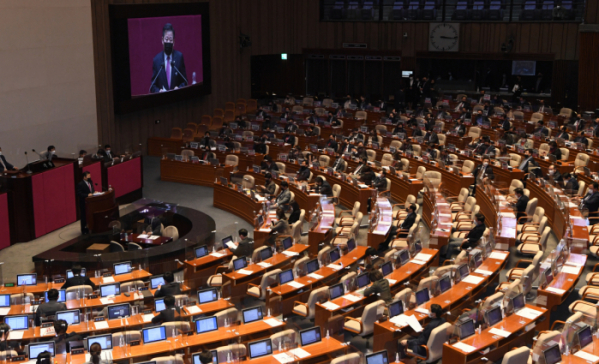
(24, 151, 32, 174)
(170, 60, 188, 86)
(32, 149, 43, 160)
(149, 63, 165, 93)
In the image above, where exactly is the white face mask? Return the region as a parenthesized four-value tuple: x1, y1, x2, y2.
(51, 151, 55, 155)
(549, 170, 554, 175)
(483, 162, 488, 167)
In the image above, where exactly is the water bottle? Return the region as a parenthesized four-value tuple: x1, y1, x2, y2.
(326, 330, 330, 339)
(192, 72, 197, 85)
(396, 352, 400, 363)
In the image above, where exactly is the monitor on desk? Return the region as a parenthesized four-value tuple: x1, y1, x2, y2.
(28, 342, 55, 360)
(221, 235, 233, 246)
(389, 301, 404, 318)
(0, 295, 10, 307)
(329, 283, 344, 300)
(87, 334, 112, 350)
(260, 247, 273, 261)
(512, 293, 525, 312)
(150, 275, 165, 290)
(107, 304, 131, 320)
(193, 352, 218, 364)
(458, 318, 476, 340)
(578, 326, 593, 350)
(439, 275, 452, 294)
(17, 273, 37, 286)
(113, 261, 132, 275)
(472, 252, 483, 269)
(248, 339, 272, 360)
(56, 309, 81, 325)
(365, 350, 389, 364)
(306, 259, 320, 274)
(397, 249, 410, 266)
(357, 273, 370, 288)
(485, 306, 502, 327)
(5, 315, 28, 330)
(142, 326, 167, 344)
(279, 269, 294, 285)
(329, 248, 341, 263)
(198, 288, 218, 304)
(415, 288, 430, 306)
(281, 237, 293, 251)
(544, 267, 554, 287)
(45, 290, 66, 303)
(233, 257, 248, 271)
(154, 298, 166, 312)
(543, 343, 562, 364)
(458, 264, 470, 280)
(195, 316, 218, 334)
(242, 306, 263, 324)
(381, 261, 393, 277)
(100, 283, 121, 297)
(299, 326, 322, 346)
(66, 268, 86, 278)
(257, 215, 265, 228)
(195, 245, 209, 258)
(347, 238, 356, 252)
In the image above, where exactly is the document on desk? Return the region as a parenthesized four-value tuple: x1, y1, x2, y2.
(210, 252, 225, 257)
(404, 315, 423, 332)
(574, 350, 599, 362)
(415, 307, 430, 315)
(489, 328, 511, 338)
(282, 251, 299, 257)
(453, 342, 476, 353)
(414, 253, 432, 261)
(264, 318, 283, 327)
(273, 353, 295, 364)
(257, 262, 272, 268)
(225, 242, 237, 250)
(321, 301, 340, 311)
(561, 265, 581, 275)
(99, 298, 114, 305)
(545, 287, 566, 295)
(137, 234, 149, 239)
(326, 263, 343, 270)
(342, 294, 361, 302)
(287, 348, 310, 359)
(390, 314, 409, 326)
(410, 259, 427, 265)
(474, 269, 493, 276)
(489, 252, 508, 260)
(149, 235, 160, 240)
(307, 273, 323, 280)
(142, 314, 155, 322)
(103, 276, 115, 283)
(516, 307, 543, 320)
(8, 331, 23, 340)
(185, 306, 202, 314)
(94, 321, 110, 330)
(237, 269, 253, 275)
(461, 275, 484, 285)
(92, 192, 104, 196)
(0, 308, 10, 315)
(287, 281, 304, 289)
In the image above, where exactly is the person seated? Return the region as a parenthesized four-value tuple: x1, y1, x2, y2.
(305, 126, 319, 137)
(399, 204, 417, 232)
(229, 229, 253, 258)
(62, 265, 97, 291)
(234, 116, 247, 129)
(454, 96, 467, 112)
(35, 289, 67, 325)
(580, 182, 599, 225)
(459, 106, 472, 120)
(517, 149, 538, 172)
(473, 110, 489, 126)
(0, 146, 17, 172)
(392, 123, 407, 136)
(284, 94, 295, 105)
(352, 142, 368, 160)
(442, 213, 486, 261)
(261, 117, 272, 131)
(352, 159, 367, 177)
(258, 173, 277, 196)
(267, 208, 290, 246)
(0, 323, 18, 352)
(254, 138, 267, 155)
(325, 135, 338, 151)
(327, 112, 341, 126)
(563, 173, 579, 195)
(363, 270, 392, 303)
(53, 319, 81, 354)
(512, 188, 529, 220)
(283, 133, 296, 146)
(372, 169, 388, 192)
(273, 181, 291, 208)
(152, 295, 183, 324)
(313, 176, 332, 196)
(340, 141, 356, 155)
(423, 128, 439, 144)
(472, 156, 495, 183)
(280, 107, 292, 120)
(284, 120, 298, 133)
(398, 304, 446, 358)
(143, 216, 162, 236)
(218, 123, 232, 137)
(573, 131, 589, 146)
(544, 141, 562, 160)
(199, 132, 212, 149)
(331, 153, 345, 173)
(555, 125, 570, 140)
(255, 106, 267, 119)
(450, 119, 467, 137)
(199, 148, 215, 161)
(296, 160, 311, 181)
(154, 271, 181, 298)
(546, 164, 563, 183)
(533, 120, 549, 137)
(260, 156, 279, 172)
(411, 124, 423, 138)
(359, 165, 375, 186)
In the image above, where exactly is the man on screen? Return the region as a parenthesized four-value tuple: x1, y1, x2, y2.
(150, 23, 188, 93)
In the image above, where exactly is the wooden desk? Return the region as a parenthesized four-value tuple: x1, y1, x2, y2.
(183, 248, 233, 289)
(308, 199, 336, 256)
(426, 192, 451, 252)
(213, 182, 262, 226)
(161, 158, 233, 187)
(232, 337, 347, 364)
(475, 185, 518, 248)
(537, 253, 587, 312)
(367, 197, 392, 248)
(119, 233, 173, 246)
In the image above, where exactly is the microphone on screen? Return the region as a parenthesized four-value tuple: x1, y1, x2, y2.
(171, 60, 188, 86)
(149, 63, 165, 93)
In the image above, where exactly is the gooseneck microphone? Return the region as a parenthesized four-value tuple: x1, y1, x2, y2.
(32, 149, 43, 160)
(149, 63, 165, 93)
(170, 60, 188, 86)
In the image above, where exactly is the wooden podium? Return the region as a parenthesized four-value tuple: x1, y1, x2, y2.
(86, 190, 118, 234)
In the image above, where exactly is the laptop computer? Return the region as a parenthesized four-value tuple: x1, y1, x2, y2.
(56, 309, 81, 325)
(242, 306, 263, 324)
(388, 301, 404, 318)
(415, 288, 430, 306)
(365, 350, 389, 364)
(197, 288, 218, 304)
(142, 326, 167, 344)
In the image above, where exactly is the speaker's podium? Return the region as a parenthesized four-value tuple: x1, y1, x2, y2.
(86, 190, 118, 234)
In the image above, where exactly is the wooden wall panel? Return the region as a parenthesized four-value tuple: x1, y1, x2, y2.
(92, 0, 581, 152)
(578, 32, 599, 109)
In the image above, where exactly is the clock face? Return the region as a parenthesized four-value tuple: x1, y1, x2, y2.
(429, 23, 460, 52)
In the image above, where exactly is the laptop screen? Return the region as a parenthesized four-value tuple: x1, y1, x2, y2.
(578, 326, 593, 349)
(56, 310, 80, 325)
(365, 350, 389, 364)
(543, 344, 561, 364)
(113, 262, 132, 275)
(29, 342, 55, 359)
(347, 238, 356, 252)
(299, 327, 321, 346)
(357, 273, 370, 288)
(45, 290, 66, 303)
(155, 298, 166, 312)
(473, 253, 483, 268)
(512, 293, 525, 311)
(150, 276, 165, 289)
(544, 267, 553, 285)
(282, 238, 293, 251)
(329, 248, 341, 263)
(279, 270, 294, 285)
(458, 264, 470, 279)
(248, 339, 272, 360)
(198, 288, 218, 304)
(196, 316, 218, 334)
(17, 274, 37, 286)
(329, 283, 344, 300)
(0, 295, 10, 307)
(222, 236, 233, 246)
(195, 245, 208, 258)
(306, 259, 319, 274)
(398, 250, 410, 266)
(242, 306, 263, 324)
(381, 261, 393, 277)
(107, 304, 131, 320)
(5, 315, 28, 330)
(486, 307, 502, 327)
(415, 289, 430, 306)
(389, 301, 404, 318)
(260, 247, 273, 261)
(87, 334, 112, 350)
(100, 283, 120, 297)
(233, 258, 247, 271)
(142, 326, 166, 344)
(439, 275, 451, 293)
(66, 268, 86, 278)
(193, 352, 218, 364)
(459, 319, 475, 339)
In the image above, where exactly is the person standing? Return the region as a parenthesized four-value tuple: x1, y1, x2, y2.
(76, 171, 94, 235)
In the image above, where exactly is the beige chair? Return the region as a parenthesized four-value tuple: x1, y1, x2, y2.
(10, 293, 34, 305)
(391, 215, 421, 249)
(390, 140, 402, 150)
(121, 280, 145, 292)
(452, 196, 476, 221)
(270, 329, 297, 349)
(214, 308, 239, 327)
(560, 148, 569, 160)
(314, 107, 326, 116)
(65, 285, 93, 301)
(344, 300, 385, 336)
(335, 218, 361, 241)
(517, 216, 548, 243)
(394, 288, 413, 310)
(366, 149, 376, 162)
(251, 246, 271, 263)
(151, 355, 184, 364)
(412, 144, 422, 157)
(302, 97, 314, 106)
(330, 353, 360, 364)
(437, 134, 446, 146)
(517, 204, 542, 233)
(293, 256, 309, 275)
(290, 220, 302, 243)
(275, 162, 286, 173)
(381, 153, 393, 167)
(293, 286, 329, 319)
(112, 331, 141, 345)
(322, 98, 333, 108)
(180, 149, 194, 160)
(215, 344, 246, 364)
(0, 351, 18, 360)
(355, 111, 367, 120)
(336, 202, 361, 227)
(400, 158, 410, 172)
(319, 155, 330, 167)
(448, 188, 469, 212)
(531, 113, 543, 122)
(462, 160, 475, 174)
(577, 181, 587, 198)
(452, 205, 480, 231)
(559, 107, 572, 118)
(163, 226, 179, 240)
(517, 226, 550, 255)
(501, 347, 530, 364)
(242, 175, 255, 189)
(574, 153, 590, 172)
(318, 246, 332, 265)
(468, 127, 481, 139)
(243, 130, 254, 139)
(507, 153, 521, 168)
(423, 171, 441, 189)
(332, 184, 341, 204)
(413, 166, 426, 179)
(407, 323, 451, 363)
(502, 179, 524, 196)
(225, 155, 239, 168)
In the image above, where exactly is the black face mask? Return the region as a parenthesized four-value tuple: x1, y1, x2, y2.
(164, 42, 173, 56)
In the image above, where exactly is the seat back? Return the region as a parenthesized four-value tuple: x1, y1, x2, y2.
(463, 196, 477, 212)
(423, 171, 441, 188)
(559, 108, 572, 118)
(275, 162, 286, 173)
(121, 280, 145, 293)
(412, 144, 421, 156)
(532, 207, 544, 224)
(559, 148, 569, 160)
(150, 355, 184, 364)
(355, 111, 367, 120)
(509, 154, 522, 168)
(394, 288, 413, 310)
(426, 322, 451, 362)
(270, 329, 297, 349)
(381, 153, 393, 167)
(298, 209, 306, 222)
(390, 140, 402, 150)
(225, 155, 239, 167)
(481, 292, 504, 312)
(332, 184, 341, 201)
(509, 179, 524, 194)
(578, 181, 587, 197)
(366, 149, 376, 162)
(521, 265, 534, 295)
(437, 134, 446, 146)
(317, 246, 331, 265)
(457, 188, 469, 203)
(252, 246, 271, 262)
(291, 220, 302, 243)
(65, 285, 93, 301)
(216, 344, 246, 363)
(214, 307, 239, 327)
(170, 127, 183, 139)
(360, 300, 385, 335)
(305, 286, 329, 319)
(242, 175, 255, 189)
(468, 127, 481, 139)
(293, 256, 309, 275)
(319, 155, 330, 167)
(500, 346, 531, 364)
(415, 166, 426, 179)
(462, 160, 475, 174)
(112, 331, 141, 345)
(400, 158, 410, 171)
(575, 153, 589, 167)
(10, 293, 34, 305)
(538, 226, 551, 251)
(524, 198, 538, 220)
(163, 226, 179, 240)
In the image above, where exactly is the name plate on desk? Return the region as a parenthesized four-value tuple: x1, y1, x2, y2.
(130, 340, 141, 347)
(41, 322, 54, 328)
(94, 317, 106, 322)
(54, 278, 65, 284)
(10, 357, 25, 362)
(71, 349, 85, 355)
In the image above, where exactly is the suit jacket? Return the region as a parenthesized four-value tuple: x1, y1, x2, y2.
(284, 135, 296, 146)
(549, 148, 562, 160)
(201, 151, 215, 161)
(332, 158, 346, 172)
(452, 124, 467, 136)
(296, 167, 310, 181)
(54, 332, 81, 354)
(62, 275, 97, 291)
(315, 181, 333, 196)
(501, 119, 511, 131)
(411, 128, 424, 137)
(574, 136, 589, 146)
(546, 170, 563, 183)
(534, 127, 549, 137)
(424, 132, 439, 144)
(401, 212, 417, 230)
(473, 164, 495, 181)
(35, 301, 68, 325)
(326, 139, 338, 151)
(276, 189, 291, 205)
(364, 278, 393, 303)
(231, 237, 254, 258)
(515, 195, 529, 217)
(264, 181, 277, 196)
(260, 162, 279, 172)
(76, 179, 95, 204)
(465, 223, 486, 247)
(518, 157, 538, 172)
(0, 155, 14, 172)
(151, 307, 183, 324)
(372, 176, 388, 192)
(270, 219, 290, 236)
(565, 179, 579, 194)
(556, 131, 570, 140)
(150, 50, 187, 93)
(583, 192, 599, 213)
(154, 282, 182, 298)
(285, 123, 298, 133)
(280, 112, 291, 120)
(409, 317, 446, 346)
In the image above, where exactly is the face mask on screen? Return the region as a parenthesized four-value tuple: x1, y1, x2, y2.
(164, 42, 173, 55)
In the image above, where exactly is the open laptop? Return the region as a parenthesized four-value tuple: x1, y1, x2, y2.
(195, 245, 209, 258)
(100, 283, 121, 297)
(388, 301, 404, 318)
(197, 288, 218, 304)
(28, 342, 55, 361)
(512, 293, 525, 313)
(107, 304, 131, 320)
(281, 237, 293, 251)
(415, 288, 430, 306)
(577, 325, 593, 351)
(242, 306, 263, 324)
(150, 275, 165, 290)
(299, 327, 321, 346)
(113, 262, 132, 275)
(458, 264, 470, 281)
(154, 298, 166, 312)
(329, 283, 344, 300)
(86, 334, 112, 351)
(279, 269, 294, 286)
(365, 350, 389, 364)
(142, 326, 167, 344)
(346, 238, 356, 252)
(192, 351, 218, 364)
(457, 318, 476, 340)
(543, 343, 562, 364)
(439, 275, 452, 294)
(485, 306, 502, 327)
(195, 316, 218, 334)
(248, 339, 272, 360)
(381, 261, 393, 277)
(56, 309, 81, 325)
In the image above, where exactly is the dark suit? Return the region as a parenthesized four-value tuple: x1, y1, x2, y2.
(151, 307, 183, 324)
(424, 132, 439, 144)
(400, 212, 417, 230)
(546, 170, 563, 183)
(154, 282, 181, 298)
(35, 301, 68, 325)
(54, 332, 81, 354)
(315, 181, 333, 196)
(325, 139, 338, 151)
(518, 156, 538, 172)
(62, 275, 97, 291)
(556, 131, 570, 140)
(150, 50, 187, 93)
(76, 179, 94, 234)
(0, 155, 15, 172)
(260, 162, 279, 172)
(452, 124, 467, 137)
(582, 192, 599, 216)
(264, 181, 276, 196)
(332, 158, 346, 172)
(404, 317, 447, 357)
(574, 136, 589, 146)
(473, 164, 495, 181)
(411, 128, 424, 137)
(284, 135, 296, 146)
(464, 223, 486, 249)
(285, 124, 298, 133)
(515, 195, 529, 219)
(231, 237, 254, 258)
(501, 119, 511, 132)
(364, 279, 393, 304)
(296, 167, 310, 181)
(564, 178, 579, 194)
(275, 189, 291, 206)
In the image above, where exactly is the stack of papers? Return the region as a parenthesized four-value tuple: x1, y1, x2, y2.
(474, 269, 493, 276)
(414, 253, 432, 261)
(273, 353, 295, 364)
(415, 307, 430, 315)
(386, 278, 397, 285)
(94, 321, 110, 330)
(489, 328, 511, 337)
(561, 265, 581, 275)
(137, 234, 149, 239)
(489, 252, 508, 260)
(264, 318, 283, 327)
(99, 298, 114, 305)
(410, 259, 427, 265)
(237, 269, 253, 275)
(40, 327, 56, 337)
(185, 306, 202, 314)
(287, 281, 304, 289)
(142, 314, 155, 322)
(453, 342, 476, 353)
(225, 242, 237, 250)
(149, 236, 160, 240)
(321, 302, 340, 311)
(461, 275, 484, 285)
(307, 273, 323, 279)
(282, 251, 299, 257)
(516, 307, 543, 320)
(257, 262, 272, 268)
(288, 348, 310, 359)
(210, 252, 225, 258)
(103, 276, 115, 283)
(326, 263, 343, 270)
(390, 314, 422, 332)
(574, 351, 599, 362)
(0, 308, 10, 315)
(342, 294, 361, 302)
(8, 331, 23, 340)
(545, 287, 565, 295)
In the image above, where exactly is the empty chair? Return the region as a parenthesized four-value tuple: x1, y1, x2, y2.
(225, 155, 239, 168)
(559, 107, 573, 118)
(248, 270, 280, 300)
(517, 226, 550, 255)
(332, 184, 341, 204)
(163, 226, 179, 240)
(423, 171, 441, 189)
(121, 280, 145, 292)
(110, 241, 125, 252)
(344, 300, 385, 336)
(270, 330, 297, 349)
(214, 308, 238, 327)
(65, 285, 93, 301)
(241, 175, 255, 190)
(452, 196, 476, 221)
(506, 250, 543, 282)
(293, 286, 329, 319)
(517, 205, 543, 233)
(151, 355, 184, 364)
(336, 202, 361, 227)
(170, 127, 183, 140)
(10, 293, 35, 305)
(215, 344, 246, 364)
(355, 111, 367, 120)
(319, 155, 330, 167)
(366, 150, 376, 162)
(405, 323, 450, 362)
(448, 188, 469, 212)
(112, 331, 141, 345)
(381, 153, 394, 167)
(182, 128, 195, 142)
(468, 126, 481, 139)
(462, 160, 475, 174)
(412, 144, 422, 156)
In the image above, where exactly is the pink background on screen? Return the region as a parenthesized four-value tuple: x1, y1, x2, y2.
(128, 15, 204, 96)
(0, 194, 10, 249)
(83, 161, 103, 192)
(32, 165, 77, 238)
(107, 158, 142, 198)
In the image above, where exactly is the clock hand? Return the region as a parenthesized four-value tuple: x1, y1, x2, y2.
(440, 36, 458, 39)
